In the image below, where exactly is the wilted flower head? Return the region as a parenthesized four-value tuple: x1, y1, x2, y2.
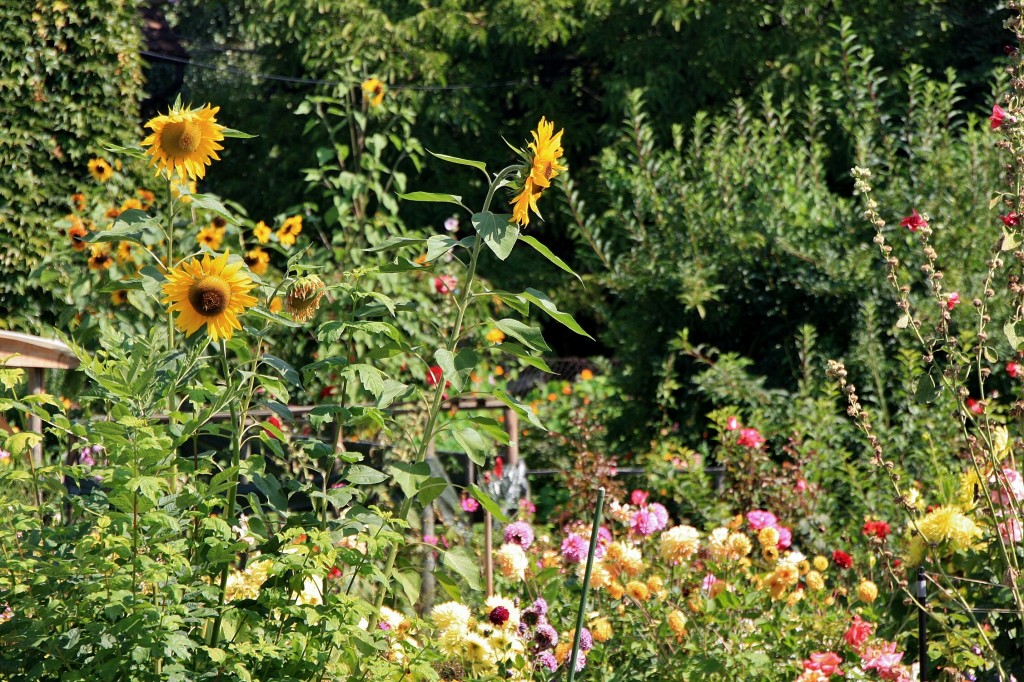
(286, 274, 326, 323)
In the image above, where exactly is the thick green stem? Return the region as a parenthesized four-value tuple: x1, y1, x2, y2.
(208, 342, 243, 646)
(369, 165, 520, 624)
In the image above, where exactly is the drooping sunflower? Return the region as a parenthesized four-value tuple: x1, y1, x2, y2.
(87, 244, 113, 271)
(141, 103, 225, 181)
(243, 247, 270, 276)
(161, 253, 258, 343)
(88, 158, 113, 183)
(509, 117, 566, 227)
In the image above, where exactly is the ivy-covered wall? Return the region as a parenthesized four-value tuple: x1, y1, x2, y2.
(0, 0, 144, 329)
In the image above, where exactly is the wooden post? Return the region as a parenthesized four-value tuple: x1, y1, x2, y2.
(26, 368, 44, 467)
(503, 407, 519, 467)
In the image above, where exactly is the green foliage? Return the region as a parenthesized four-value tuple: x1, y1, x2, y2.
(0, 0, 143, 329)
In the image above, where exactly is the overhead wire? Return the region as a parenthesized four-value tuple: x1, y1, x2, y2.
(140, 49, 535, 91)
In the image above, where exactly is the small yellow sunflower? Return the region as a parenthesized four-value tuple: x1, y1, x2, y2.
(276, 215, 303, 247)
(120, 198, 143, 214)
(88, 158, 113, 183)
(87, 244, 113, 271)
(253, 221, 271, 244)
(68, 218, 89, 252)
(362, 77, 386, 107)
(71, 193, 86, 212)
(161, 253, 258, 343)
(116, 241, 133, 263)
(243, 247, 270, 276)
(137, 189, 156, 210)
(141, 103, 225, 180)
(197, 225, 225, 251)
(111, 289, 129, 306)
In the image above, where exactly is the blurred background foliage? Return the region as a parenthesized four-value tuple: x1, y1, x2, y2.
(1, 0, 1014, 472)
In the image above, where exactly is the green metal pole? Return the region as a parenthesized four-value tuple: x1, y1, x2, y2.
(567, 487, 605, 682)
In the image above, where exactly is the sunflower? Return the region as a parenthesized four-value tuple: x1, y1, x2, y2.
(70, 193, 86, 212)
(362, 78, 386, 107)
(253, 221, 271, 244)
(68, 218, 89, 252)
(197, 225, 225, 251)
(509, 117, 566, 227)
(276, 215, 303, 247)
(87, 245, 113, 271)
(141, 103, 225, 180)
(88, 158, 113, 183)
(243, 247, 270, 276)
(161, 253, 258, 343)
(137, 189, 155, 210)
(114, 241, 133, 263)
(111, 289, 129, 306)
(119, 198, 143, 215)
(286, 274, 326, 323)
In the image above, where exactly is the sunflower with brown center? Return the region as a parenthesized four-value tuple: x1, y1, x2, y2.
(141, 103, 225, 181)
(87, 245, 113, 271)
(88, 158, 113, 183)
(362, 78, 386, 107)
(111, 290, 129, 306)
(197, 225, 226, 251)
(276, 215, 303, 247)
(162, 253, 258, 343)
(244, 247, 270, 276)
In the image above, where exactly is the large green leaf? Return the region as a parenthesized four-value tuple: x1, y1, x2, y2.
(494, 318, 550, 352)
(518, 234, 582, 282)
(520, 288, 592, 338)
(442, 546, 482, 590)
(472, 212, 518, 260)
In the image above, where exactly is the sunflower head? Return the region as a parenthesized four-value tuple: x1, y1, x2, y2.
(111, 289, 129, 306)
(68, 216, 89, 252)
(87, 245, 113, 271)
(286, 274, 326, 323)
(141, 102, 225, 181)
(88, 158, 113, 183)
(509, 117, 566, 227)
(253, 221, 272, 244)
(197, 225, 226, 251)
(161, 253, 258, 343)
(362, 78, 386, 107)
(244, 247, 270, 276)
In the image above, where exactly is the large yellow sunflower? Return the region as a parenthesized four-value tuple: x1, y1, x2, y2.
(141, 103, 225, 180)
(161, 253, 258, 343)
(509, 117, 566, 227)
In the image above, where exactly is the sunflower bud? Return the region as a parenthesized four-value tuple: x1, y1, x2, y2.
(286, 274, 325, 323)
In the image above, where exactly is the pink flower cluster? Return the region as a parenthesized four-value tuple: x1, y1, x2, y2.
(746, 509, 792, 549)
(797, 617, 911, 682)
(628, 490, 669, 537)
(725, 416, 766, 449)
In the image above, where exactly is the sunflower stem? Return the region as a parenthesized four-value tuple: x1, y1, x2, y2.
(369, 165, 520, 627)
(209, 340, 242, 646)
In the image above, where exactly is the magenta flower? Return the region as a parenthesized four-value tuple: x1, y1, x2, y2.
(900, 209, 927, 232)
(992, 468, 1024, 506)
(460, 495, 479, 513)
(991, 104, 1008, 130)
(701, 573, 718, 592)
(746, 510, 778, 531)
(648, 502, 669, 531)
(725, 415, 739, 431)
(630, 489, 649, 506)
(998, 518, 1022, 544)
(776, 525, 792, 550)
(561, 532, 587, 563)
(503, 521, 535, 549)
(630, 508, 657, 536)
(946, 292, 960, 310)
(536, 651, 558, 671)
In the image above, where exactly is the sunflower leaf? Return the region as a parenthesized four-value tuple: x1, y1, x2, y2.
(398, 192, 466, 209)
(472, 212, 518, 260)
(220, 127, 257, 139)
(518, 235, 582, 283)
(427, 150, 489, 178)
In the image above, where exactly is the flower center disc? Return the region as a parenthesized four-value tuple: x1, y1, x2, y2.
(188, 275, 231, 316)
(164, 121, 203, 154)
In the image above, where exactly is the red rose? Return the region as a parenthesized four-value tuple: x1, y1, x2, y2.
(843, 615, 874, 651)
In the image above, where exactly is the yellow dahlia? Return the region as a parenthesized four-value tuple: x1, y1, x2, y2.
(88, 158, 113, 182)
(141, 103, 225, 180)
(917, 505, 982, 551)
(161, 253, 258, 343)
(805, 570, 825, 591)
(362, 77, 386, 107)
(625, 580, 650, 602)
(590, 617, 613, 642)
(857, 579, 878, 603)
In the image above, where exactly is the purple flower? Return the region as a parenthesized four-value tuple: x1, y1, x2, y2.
(531, 597, 548, 616)
(534, 623, 558, 650)
(630, 508, 657, 536)
(536, 651, 558, 672)
(503, 521, 535, 550)
(648, 503, 669, 531)
(423, 534, 438, 546)
(578, 627, 593, 652)
(701, 573, 718, 592)
(597, 525, 612, 544)
(573, 652, 587, 671)
(561, 533, 587, 563)
(79, 450, 96, 467)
